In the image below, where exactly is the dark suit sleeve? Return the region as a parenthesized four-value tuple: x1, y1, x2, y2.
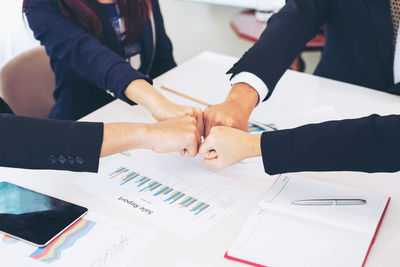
(148, 0, 177, 78)
(24, 0, 150, 104)
(387, 82, 400, 95)
(260, 114, 400, 174)
(227, 0, 332, 100)
(0, 114, 103, 172)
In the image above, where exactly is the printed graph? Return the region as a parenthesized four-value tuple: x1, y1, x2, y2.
(2, 234, 18, 244)
(248, 123, 277, 134)
(109, 167, 210, 215)
(30, 218, 96, 263)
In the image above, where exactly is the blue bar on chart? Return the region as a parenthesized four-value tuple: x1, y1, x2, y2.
(136, 177, 151, 187)
(120, 171, 141, 185)
(165, 191, 185, 204)
(153, 186, 171, 196)
(140, 181, 162, 192)
(107, 167, 211, 215)
(191, 202, 210, 215)
(109, 167, 129, 179)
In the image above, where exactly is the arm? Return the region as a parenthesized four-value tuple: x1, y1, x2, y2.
(100, 116, 201, 158)
(0, 113, 103, 172)
(204, 0, 332, 134)
(25, 0, 199, 125)
(25, 0, 147, 104)
(0, 114, 200, 172)
(261, 114, 400, 174)
(199, 114, 400, 174)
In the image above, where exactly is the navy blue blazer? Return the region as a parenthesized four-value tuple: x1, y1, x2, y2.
(228, 0, 400, 99)
(25, 0, 176, 120)
(261, 114, 400, 174)
(0, 98, 103, 172)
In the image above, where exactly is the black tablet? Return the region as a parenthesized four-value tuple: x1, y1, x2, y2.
(0, 181, 88, 246)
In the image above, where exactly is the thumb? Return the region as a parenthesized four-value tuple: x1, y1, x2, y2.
(198, 137, 217, 158)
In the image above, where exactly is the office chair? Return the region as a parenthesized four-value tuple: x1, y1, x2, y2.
(0, 46, 55, 118)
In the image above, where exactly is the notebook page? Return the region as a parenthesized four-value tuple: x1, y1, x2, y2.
(227, 207, 371, 267)
(259, 175, 388, 234)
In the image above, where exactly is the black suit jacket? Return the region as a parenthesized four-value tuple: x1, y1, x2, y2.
(25, 0, 176, 120)
(228, 0, 400, 99)
(261, 114, 400, 174)
(0, 98, 103, 172)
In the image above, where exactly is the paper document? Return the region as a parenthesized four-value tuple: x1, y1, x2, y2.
(0, 213, 155, 267)
(252, 105, 342, 130)
(75, 151, 260, 241)
(226, 175, 389, 267)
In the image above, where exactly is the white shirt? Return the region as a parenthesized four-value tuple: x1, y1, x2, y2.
(233, 27, 400, 104)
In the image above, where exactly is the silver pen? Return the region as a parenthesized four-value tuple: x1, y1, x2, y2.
(291, 199, 367, 206)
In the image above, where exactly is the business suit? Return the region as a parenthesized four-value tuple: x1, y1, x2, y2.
(261, 114, 400, 174)
(25, 0, 176, 120)
(0, 98, 103, 172)
(228, 0, 399, 99)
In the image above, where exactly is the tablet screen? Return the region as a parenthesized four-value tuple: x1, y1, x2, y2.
(0, 182, 87, 246)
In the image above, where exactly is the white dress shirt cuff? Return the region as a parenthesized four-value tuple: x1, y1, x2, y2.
(394, 25, 400, 84)
(231, 72, 269, 105)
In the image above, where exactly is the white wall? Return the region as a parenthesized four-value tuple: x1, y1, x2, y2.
(159, 0, 253, 64)
(0, 0, 318, 74)
(0, 0, 39, 70)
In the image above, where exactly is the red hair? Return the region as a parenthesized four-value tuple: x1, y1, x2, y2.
(23, 0, 151, 43)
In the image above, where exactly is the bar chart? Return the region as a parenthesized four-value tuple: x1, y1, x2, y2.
(108, 167, 210, 215)
(76, 150, 259, 241)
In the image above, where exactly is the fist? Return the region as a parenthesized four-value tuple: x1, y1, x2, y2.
(199, 126, 261, 169)
(147, 116, 202, 157)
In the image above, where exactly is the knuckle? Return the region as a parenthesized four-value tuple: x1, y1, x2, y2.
(225, 118, 235, 127)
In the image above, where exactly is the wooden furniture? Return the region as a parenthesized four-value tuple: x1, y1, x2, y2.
(231, 10, 325, 72)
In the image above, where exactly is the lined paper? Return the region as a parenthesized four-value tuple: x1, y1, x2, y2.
(227, 175, 389, 267)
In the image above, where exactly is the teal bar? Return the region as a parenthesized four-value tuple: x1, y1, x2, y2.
(191, 202, 204, 212)
(180, 197, 192, 205)
(165, 191, 180, 202)
(195, 205, 209, 215)
(154, 186, 169, 196)
(140, 181, 157, 192)
(109, 167, 125, 176)
(170, 194, 185, 204)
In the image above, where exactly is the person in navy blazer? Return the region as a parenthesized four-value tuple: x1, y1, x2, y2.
(199, 114, 400, 174)
(24, 0, 202, 131)
(199, 0, 400, 173)
(203, 0, 400, 134)
(0, 97, 201, 172)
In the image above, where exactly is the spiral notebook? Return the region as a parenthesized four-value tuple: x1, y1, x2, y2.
(225, 175, 390, 267)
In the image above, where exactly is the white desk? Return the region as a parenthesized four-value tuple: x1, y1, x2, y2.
(1, 51, 400, 267)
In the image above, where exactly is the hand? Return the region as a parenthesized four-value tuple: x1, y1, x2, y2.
(146, 116, 201, 157)
(203, 83, 259, 136)
(150, 99, 204, 136)
(124, 79, 203, 135)
(199, 126, 261, 169)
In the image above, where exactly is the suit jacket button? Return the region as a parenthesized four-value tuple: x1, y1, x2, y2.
(49, 155, 57, 164)
(106, 90, 115, 97)
(58, 155, 66, 164)
(75, 156, 84, 165)
(67, 156, 75, 164)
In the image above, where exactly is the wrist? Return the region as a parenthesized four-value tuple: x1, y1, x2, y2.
(226, 83, 258, 117)
(244, 133, 262, 159)
(139, 123, 157, 150)
(125, 79, 169, 110)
